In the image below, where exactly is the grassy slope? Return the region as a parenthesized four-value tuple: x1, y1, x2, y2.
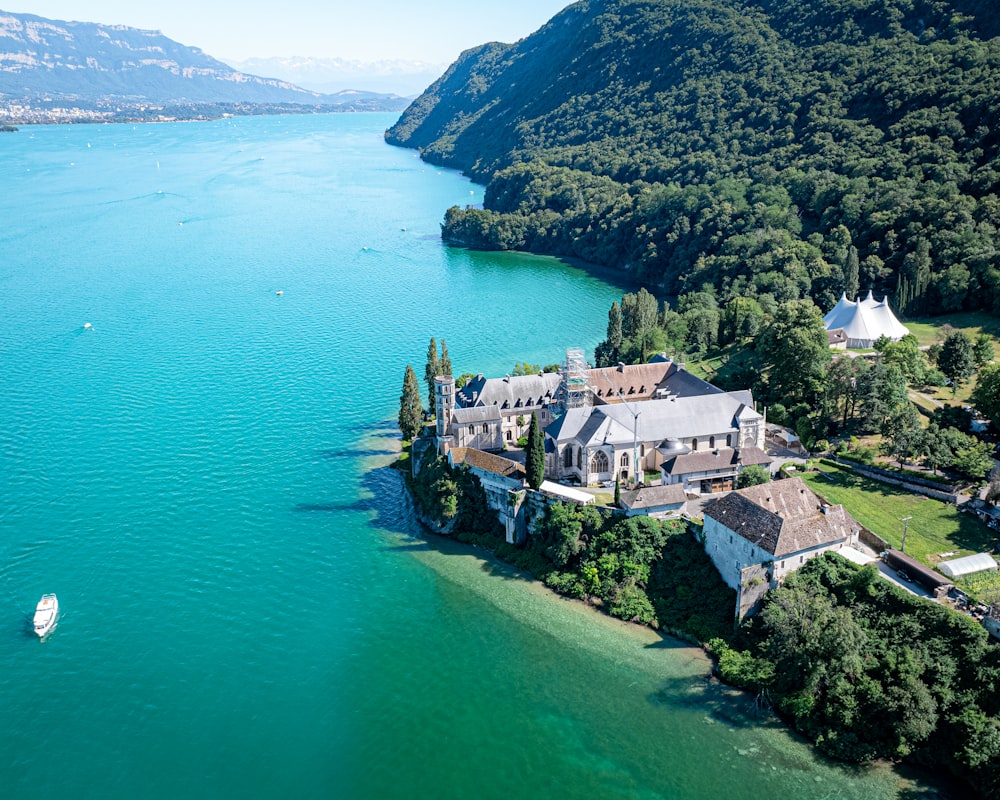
(798, 462, 997, 565)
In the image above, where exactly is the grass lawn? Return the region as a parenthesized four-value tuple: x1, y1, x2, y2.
(905, 311, 1000, 357)
(797, 462, 998, 567)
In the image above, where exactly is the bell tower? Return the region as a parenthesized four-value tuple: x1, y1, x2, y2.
(435, 375, 455, 454)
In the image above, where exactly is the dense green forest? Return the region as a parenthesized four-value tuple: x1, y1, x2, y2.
(713, 554, 1000, 798)
(386, 0, 1000, 315)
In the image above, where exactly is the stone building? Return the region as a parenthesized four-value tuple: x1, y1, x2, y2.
(545, 386, 767, 490)
(702, 477, 862, 620)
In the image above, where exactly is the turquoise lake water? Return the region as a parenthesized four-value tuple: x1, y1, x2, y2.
(0, 114, 933, 799)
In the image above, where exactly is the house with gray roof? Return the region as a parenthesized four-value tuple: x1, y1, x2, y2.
(619, 484, 688, 518)
(702, 477, 862, 620)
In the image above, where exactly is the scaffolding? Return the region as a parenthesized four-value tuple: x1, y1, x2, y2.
(561, 347, 591, 410)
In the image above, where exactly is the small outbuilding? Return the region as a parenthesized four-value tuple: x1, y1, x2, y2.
(619, 484, 687, 518)
(938, 552, 998, 580)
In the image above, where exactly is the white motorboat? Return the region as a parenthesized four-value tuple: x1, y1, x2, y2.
(33, 594, 58, 638)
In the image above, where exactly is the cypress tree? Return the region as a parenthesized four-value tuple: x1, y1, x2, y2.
(425, 337, 439, 417)
(440, 338, 452, 378)
(525, 412, 545, 490)
(845, 245, 860, 300)
(607, 302, 622, 362)
(399, 365, 423, 441)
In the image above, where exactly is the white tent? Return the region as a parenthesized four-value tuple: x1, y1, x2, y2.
(938, 552, 998, 580)
(823, 292, 909, 348)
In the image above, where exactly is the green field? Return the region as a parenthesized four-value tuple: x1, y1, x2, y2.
(905, 311, 1000, 354)
(797, 462, 997, 566)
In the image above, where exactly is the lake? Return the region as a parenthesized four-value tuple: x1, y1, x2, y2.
(0, 113, 928, 798)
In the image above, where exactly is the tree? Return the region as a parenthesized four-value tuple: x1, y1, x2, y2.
(954, 438, 994, 481)
(973, 334, 993, 369)
(857, 359, 908, 433)
(607, 301, 622, 361)
(920, 424, 955, 474)
(938, 332, 975, 395)
(844, 245, 860, 300)
(881, 403, 924, 467)
(425, 337, 440, 416)
(737, 465, 771, 488)
(972, 364, 1000, 427)
(398, 365, 423, 441)
(721, 296, 763, 344)
(986, 467, 1000, 505)
(757, 300, 831, 404)
(821, 356, 867, 431)
(440, 338, 452, 378)
(525, 412, 544, 489)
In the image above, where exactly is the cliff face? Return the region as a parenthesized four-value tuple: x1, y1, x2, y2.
(386, 0, 1000, 315)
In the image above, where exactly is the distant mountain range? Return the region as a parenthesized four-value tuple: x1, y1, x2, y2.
(224, 56, 447, 98)
(0, 10, 410, 121)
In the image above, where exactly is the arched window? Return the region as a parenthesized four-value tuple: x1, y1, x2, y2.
(506, 430, 512, 441)
(576, 448, 583, 470)
(726, 434, 732, 447)
(709, 436, 716, 449)
(591, 450, 609, 473)
(620, 453, 630, 467)
(564, 446, 574, 468)
(691, 438, 698, 451)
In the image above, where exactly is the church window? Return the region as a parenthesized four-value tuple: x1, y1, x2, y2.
(564, 446, 574, 468)
(576, 448, 582, 470)
(620, 453, 629, 467)
(710, 436, 716, 449)
(591, 451, 609, 473)
(692, 438, 698, 451)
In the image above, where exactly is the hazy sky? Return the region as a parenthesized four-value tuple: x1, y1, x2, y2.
(7, 1, 574, 63)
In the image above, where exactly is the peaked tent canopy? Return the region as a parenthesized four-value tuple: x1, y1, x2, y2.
(823, 292, 909, 348)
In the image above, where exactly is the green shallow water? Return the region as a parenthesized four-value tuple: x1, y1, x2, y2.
(0, 114, 933, 799)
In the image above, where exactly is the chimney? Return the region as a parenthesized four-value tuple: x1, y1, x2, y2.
(617, 362, 625, 372)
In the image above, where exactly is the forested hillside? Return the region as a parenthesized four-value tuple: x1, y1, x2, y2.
(386, 0, 1000, 316)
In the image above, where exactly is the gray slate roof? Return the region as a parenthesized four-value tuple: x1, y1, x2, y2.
(457, 372, 562, 410)
(703, 477, 860, 557)
(547, 392, 760, 448)
(452, 405, 501, 424)
(620, 484, 687, 510)
(662, 447, 771, 476)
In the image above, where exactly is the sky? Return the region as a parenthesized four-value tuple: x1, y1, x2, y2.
(6, 1, 575, 64)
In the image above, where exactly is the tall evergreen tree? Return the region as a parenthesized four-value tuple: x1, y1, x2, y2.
(607, 301, 622, 361)
(399, 365, 423, 441)
(425, 337, 440, 416)
(844, 245, 860, 300)
(439, 338, 452, 378)
(525, 412, 545, 490)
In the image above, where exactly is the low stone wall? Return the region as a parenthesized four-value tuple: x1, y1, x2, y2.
(830, 457, 962, 504)
(859, 527, 890, 552)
